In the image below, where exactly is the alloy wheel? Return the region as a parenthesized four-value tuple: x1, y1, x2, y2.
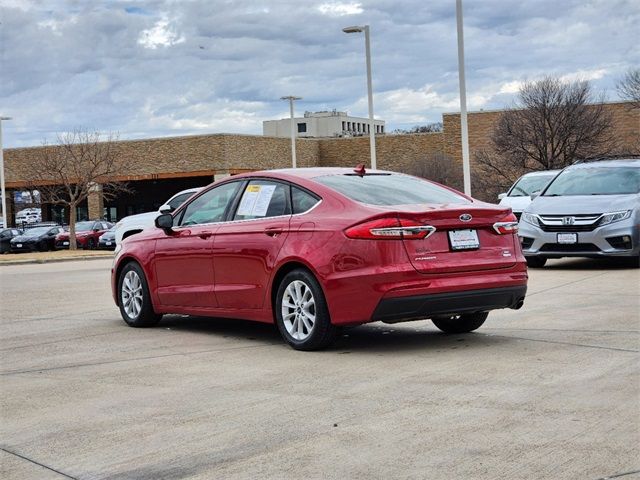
(121, 270, 143, 319)
(281, 280, 316, 341)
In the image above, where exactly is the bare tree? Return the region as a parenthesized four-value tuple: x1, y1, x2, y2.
(406, 152, 462, 190)
(23, 130, 130, 250)
(617, 68, 640, 109)
(473, 76, 619, 201)
(392, 122, 443, 134)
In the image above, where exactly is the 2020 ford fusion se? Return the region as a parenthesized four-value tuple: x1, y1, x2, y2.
(112, 167, 528, 350)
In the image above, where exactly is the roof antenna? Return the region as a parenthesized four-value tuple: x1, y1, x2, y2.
(353, 163, 366, 177)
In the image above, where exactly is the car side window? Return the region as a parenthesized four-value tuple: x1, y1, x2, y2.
(179, 182, 241, 226)
(167, 192, 195, 211)
(233, 180, 291, 221)
(292, 186, 320, 214)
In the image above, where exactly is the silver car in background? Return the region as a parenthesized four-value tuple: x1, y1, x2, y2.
(518, 159, 640, 267)
(498, 170, 559, 221)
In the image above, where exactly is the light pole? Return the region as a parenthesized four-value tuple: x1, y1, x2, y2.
(456, 0, 471, 196)
(0, 116, 11, 228)
(280, 96, 302, 168)
(343, 24, 377, 170)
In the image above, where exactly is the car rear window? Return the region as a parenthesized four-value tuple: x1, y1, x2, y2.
(314, 174, 469, 206)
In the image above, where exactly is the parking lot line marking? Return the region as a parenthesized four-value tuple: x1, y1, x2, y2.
(0, 342, 281, 376)
(0, 329, 125, 352)
(594, 469, 640, 479)
(0, 446, 78, 479)
(479, 333, 639, 353)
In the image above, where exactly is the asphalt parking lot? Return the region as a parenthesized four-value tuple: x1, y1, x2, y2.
(1, 258, 638, 480)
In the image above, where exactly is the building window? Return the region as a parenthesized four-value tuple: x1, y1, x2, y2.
(381, 125, 384, 133)
(357, 123, 361, 132)
(297, 123, 307, 133)
(342, 121, 346, 131)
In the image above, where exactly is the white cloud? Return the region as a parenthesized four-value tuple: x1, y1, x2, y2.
(138, 14, 185, 49)
(317, 2, 363, 16)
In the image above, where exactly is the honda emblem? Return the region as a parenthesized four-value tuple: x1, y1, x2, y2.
(562, 216, 575, 225)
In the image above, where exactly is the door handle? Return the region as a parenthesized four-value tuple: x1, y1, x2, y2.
(197, 231, 213, 239)
(264, 227, 283, 237)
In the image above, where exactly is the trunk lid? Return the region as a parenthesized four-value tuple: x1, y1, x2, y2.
(395, 204, 518, 274)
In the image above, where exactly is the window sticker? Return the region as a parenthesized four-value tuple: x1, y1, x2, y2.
(237, 184, 276, 217)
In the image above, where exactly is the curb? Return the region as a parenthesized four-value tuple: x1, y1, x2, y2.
(0, 254, 114, 266)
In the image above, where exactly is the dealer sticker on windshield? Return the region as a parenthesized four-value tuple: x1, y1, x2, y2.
(448, 229, 480, 250)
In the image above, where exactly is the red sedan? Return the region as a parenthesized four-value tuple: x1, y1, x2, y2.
(56, 220, 113, 250)
(112, 167, 527, 350)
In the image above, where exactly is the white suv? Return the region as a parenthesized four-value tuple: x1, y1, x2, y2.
(15, 208, 42, 225)
(114, 187, 202, 245)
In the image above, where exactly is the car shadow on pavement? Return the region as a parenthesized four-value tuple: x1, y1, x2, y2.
(542, 257, 639, 270)
(157, 315, 510, 353)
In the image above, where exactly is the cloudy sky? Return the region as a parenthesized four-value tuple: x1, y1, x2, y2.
(1, 0, 638, 147)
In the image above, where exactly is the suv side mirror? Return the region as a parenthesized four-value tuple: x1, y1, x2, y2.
(159, 204, 172, 213)
(530, 191, 541, 200)
(155, 213, 174, 232)
(498, 193, 507, 200)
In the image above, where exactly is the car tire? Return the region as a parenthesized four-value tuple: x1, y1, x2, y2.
(432, 312, 489, 334)
(275, 269, 337, 351)
(85, 238, 96, 250)
(525, 256, 547, 268)
(118, 262, 162, 328)
(37, 241, 47, 252)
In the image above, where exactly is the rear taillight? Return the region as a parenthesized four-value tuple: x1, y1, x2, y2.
(345, 217, 436, 240)
(493, 213, 519, 235)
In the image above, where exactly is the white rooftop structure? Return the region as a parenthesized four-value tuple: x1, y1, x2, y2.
(263, 110, 385, 138)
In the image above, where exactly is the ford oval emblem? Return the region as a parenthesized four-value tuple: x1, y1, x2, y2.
(459, 213, 472, 222)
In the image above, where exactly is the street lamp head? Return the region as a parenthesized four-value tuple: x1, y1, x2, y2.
(342, 25, 365, 34)
(280, 96, 302, 101)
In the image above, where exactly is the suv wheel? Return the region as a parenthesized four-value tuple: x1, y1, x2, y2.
(526, 256, 547, 268)
(432, 312, 489, 334)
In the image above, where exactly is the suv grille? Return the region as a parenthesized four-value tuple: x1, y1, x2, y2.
(538, 214, 601, 232)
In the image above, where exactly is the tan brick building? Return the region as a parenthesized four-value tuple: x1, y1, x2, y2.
(4, 102, 638, 226)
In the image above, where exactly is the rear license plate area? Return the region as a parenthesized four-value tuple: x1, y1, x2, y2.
(448, 229, 480, 250)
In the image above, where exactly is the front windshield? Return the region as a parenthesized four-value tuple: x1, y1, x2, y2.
(509, 174, 556, 197)
(75, 221, 94, 232)
(23, 227, 50, 237)
(543, 166, 640, 196)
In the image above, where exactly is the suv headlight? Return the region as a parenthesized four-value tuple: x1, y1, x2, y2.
(521, 213, 539, 226)
(598, 210, 632, 226)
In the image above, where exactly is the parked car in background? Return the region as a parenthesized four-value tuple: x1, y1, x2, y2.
(0, 228, 23, 253)
(112, 167, 527, 350)
(114, 187, 203, 245)
(519, 159, 640, 267)
(15, 208, 42, 225)
(10, 225, 65, 252)
(55, 220, 113, 250)
(498, 170, 559, 220)
(98, 226, 117, 250)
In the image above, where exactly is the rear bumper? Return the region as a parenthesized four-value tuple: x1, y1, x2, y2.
(371, 286, 527, 323)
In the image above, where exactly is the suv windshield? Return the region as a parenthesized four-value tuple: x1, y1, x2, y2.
(509, 173, 556, 197)
(543, 166, 640, 196)
(315, 174, 469, 206)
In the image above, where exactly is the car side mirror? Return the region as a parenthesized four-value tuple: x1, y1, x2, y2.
(530, 191, 541, 200)
(159, 204, 173, 213)
(498, 193, 507, 200)
(155, 213, 174, 233)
